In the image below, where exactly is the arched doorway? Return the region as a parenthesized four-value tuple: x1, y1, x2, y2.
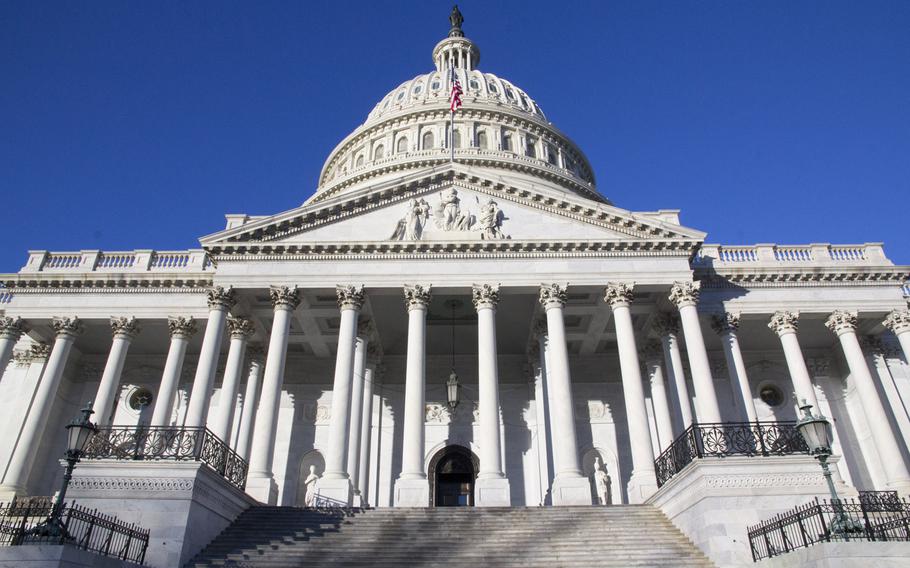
(428, 445, 478, 507)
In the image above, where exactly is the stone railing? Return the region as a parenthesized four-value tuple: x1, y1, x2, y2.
(694, 243, 891, 268)
(20, 249, 211, 274)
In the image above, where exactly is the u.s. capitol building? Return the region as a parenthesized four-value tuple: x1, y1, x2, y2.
(0, 8, 908, 568)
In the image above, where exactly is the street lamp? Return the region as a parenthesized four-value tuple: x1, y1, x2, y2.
(26, 402, 97, 540)
(795, 400, 863, 538)
(446, 370, 460, 410)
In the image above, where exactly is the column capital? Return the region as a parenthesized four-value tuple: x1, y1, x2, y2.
(603, 282, 634, 309)
(711, 312, 740, 335)
(825, 310, 858, 336)
(227, 315, 256, 339)
(337, 284, 366, 311)
(206, 286, 236, 311)
(669, 281, 700, 308)
(883, 309, 910, 335)
(640, 340, 664, 364)
(403, 284, 431, 311)
(13, 342, 50, 366)
(110, 316, 140, 340)
(652, 313, 679, 336)
(366, 341, 384, 364)
(167, 316, 198, 339)
(0, 316, 27, 341)
(357, 318, 374, 339)
(52, 316, 83, 339)
(538, 283, 568, 310)
(768, 310, 799, 336)
(532, 317, 548, 339)
(247, 344, 265, 364)
(269, 285, 301, 310)
(472, 283, 500, 310)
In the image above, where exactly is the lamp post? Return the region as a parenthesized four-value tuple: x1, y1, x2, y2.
(795, 400, 863, 538)
(26, 402, 98, 540)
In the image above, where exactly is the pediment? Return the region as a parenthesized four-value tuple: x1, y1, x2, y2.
(199, 167, 705, 251)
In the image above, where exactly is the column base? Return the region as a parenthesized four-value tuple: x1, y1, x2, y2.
(626, 469, 658, 504)
(245, 474, 279, 505)
(315, 476, 353, 507)
(475, 476, 511, 507)
(352, 489, 363, 508)
(885, 479, 910, 497)
(551, 474, 593, 506)
(394, 477, 429, 507)
(0, 485, 27, 502)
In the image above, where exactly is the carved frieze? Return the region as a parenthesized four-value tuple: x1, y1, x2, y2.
(389, 188, 509, 241)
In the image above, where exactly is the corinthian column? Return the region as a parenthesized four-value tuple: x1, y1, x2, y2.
(669, 282, 722, 423)
(768, 311, 818, 409)
(826, 310, 910, 493)
(211, 316, 254, 443)
(0, 317, 82, 498)
(654, 314, 693, 431)
(92, 317, 140, 425)
(0, 317, 27, 376)
(185, 287, 235, 429)
(394, 284, 432, 507)
(234, 346, 264, 461)
(319, 284, 365, 506)
(641, 341, 674, 453)
(604, 283, 656, 502)
(248, 286, 299, 504)
(473, 284, 511, 506)
(538, 284, 590, 505)
(150, 317, 197, 426)
(357, 359, 378, 505)
(883, 309, 910, 363)
(346, 321, 370, 505)
(712, 312, 758, 423)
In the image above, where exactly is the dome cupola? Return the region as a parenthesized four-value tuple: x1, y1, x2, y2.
(432, 6, 480, 72)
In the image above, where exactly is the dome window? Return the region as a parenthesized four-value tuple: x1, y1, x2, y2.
(452, 129, 462, 149)
(488, 83, 498, 93)
(397, 136, 409, 153)
(505, 88, 515, 100)
(431, 80, 441, 91)
(477, 130, 489, 150)
(373, 144, 385, 160)
(547, 144, 558, 165)
(469, 79, 480, 91)
(413, 83, 423, 94)
(501, 133, 512, 152)
(525, 136, 537, 158)
(396, 90, 406, 102)
(422, 131, 435, 149)
(355, 154, 364, 167)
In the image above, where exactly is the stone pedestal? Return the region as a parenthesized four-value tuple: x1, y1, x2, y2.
(646, 455, 856, 568)
(67, 461, 256, 568)
(474, 477, 511, 507)
(393, 478, 429, 507)
(550, 475, 593, 506)
(627, 470, 659, 505)
(757, 541, 910, 568)
(244, 474, 278, 505)
(0, 544, 140, 567)
(315, 477, 353, 507)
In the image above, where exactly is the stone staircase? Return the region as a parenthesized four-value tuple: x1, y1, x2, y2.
(186, 505, 716, 567)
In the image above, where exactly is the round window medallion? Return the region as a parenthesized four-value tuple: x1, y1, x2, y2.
(129, 388, 154, 411)
(759, 384, 784, 408)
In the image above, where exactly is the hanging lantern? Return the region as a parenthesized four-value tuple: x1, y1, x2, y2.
(447, 371, 460, 410)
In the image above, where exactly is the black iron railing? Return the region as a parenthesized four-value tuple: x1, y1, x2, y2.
(654, 421, 808, 487)
(747, 493, 910, 561)
(0, 499, 149, 564)
(82, 426, 248, 490)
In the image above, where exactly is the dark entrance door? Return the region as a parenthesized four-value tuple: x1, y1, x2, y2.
(431, 446, 476, 506)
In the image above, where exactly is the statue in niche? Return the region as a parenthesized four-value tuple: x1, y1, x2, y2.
(434, 188, 474, 231)
(303, 465, 320, 507)
(390, 198, 431, 240)
(477, 198, 506, 240)
(593, 457, 612, 505)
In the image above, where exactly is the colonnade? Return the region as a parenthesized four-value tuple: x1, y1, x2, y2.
(1, 285, 910, 502)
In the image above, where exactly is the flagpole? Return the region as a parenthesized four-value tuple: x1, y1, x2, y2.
(450, 66, 455, 164)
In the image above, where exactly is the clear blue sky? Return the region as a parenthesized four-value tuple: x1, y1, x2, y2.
(2, 1, 908, 270)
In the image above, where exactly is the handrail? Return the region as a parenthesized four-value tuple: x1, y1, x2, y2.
(82, 426, 248, 490)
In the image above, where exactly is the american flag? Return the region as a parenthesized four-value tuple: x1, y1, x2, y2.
(449, 69, 463, 113)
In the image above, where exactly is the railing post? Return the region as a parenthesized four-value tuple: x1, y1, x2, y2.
(815, 497, 830, 542)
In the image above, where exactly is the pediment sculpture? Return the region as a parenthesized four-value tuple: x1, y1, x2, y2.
(390, 188, 509, 241)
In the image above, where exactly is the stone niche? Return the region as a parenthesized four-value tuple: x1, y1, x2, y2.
(67, 461, 257, 568)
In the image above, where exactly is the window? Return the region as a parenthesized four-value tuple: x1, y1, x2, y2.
(477, 130, 489, 150)
(505, 88, 515, 100)
(502, 133, 512, 151)
(355, 154, 364, 167)
(397, 136, 408, 153)
(413, 83, 423, 94)
(431, 80, 441, 91)
(525, 136, 537, 158)
(422, 131, 435, 149)
(396, 90, 406, 102)
(759, 384, 784, 408)
(547, 144, 558, 165)
(373, 144, 385, 160)
(452, 129, 461, 149)
(488, 82, 498, 93)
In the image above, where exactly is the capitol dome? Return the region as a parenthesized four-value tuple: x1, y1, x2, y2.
(312, 9, 603, 205)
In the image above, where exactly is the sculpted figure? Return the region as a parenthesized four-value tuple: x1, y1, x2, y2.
(390, 198, 431, 240)
(477, 198, 505, 239)
(434, 188, 473, 231)
(593, 457, 611, 505)
(304, 465, 320, 507)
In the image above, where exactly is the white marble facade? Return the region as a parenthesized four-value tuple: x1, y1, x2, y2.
(1, 13, 909, 519)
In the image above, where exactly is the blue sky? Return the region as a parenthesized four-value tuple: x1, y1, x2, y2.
(2, 1, 908, 270)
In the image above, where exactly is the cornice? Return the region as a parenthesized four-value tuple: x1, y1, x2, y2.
(696, 268, 908, 289)
(1, 276, 212, 293)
